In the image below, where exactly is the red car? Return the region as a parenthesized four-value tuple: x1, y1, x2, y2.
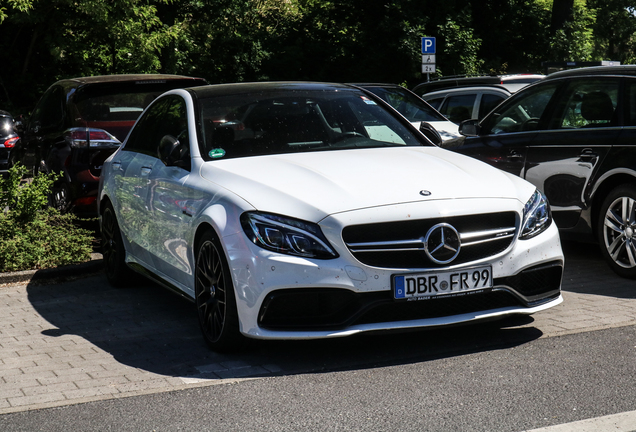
(11, 74, 207, 214)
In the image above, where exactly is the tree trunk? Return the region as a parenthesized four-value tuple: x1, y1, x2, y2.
(550, 0, 574, 35)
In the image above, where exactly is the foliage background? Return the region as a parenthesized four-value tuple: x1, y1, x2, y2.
(0, 165, 94, 272)
(1, 0, 635, 113)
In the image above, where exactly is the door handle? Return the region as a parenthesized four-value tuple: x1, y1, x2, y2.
(579, 148, 598, 162)
(141, 166, 152, 175)
(507, 150, 523, 159)
(112, 161, 122, 170)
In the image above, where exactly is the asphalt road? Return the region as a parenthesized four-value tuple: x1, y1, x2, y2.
(1, 240, 635, 431)
(1, 322, 635, 431)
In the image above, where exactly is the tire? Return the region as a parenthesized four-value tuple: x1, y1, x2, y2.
(194, 231, 243, 351)
(48, 180, 71, 213)
(597, 184, 636, 279)
(101, 202, 134, 287)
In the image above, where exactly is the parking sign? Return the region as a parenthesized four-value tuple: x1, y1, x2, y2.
(421, 37, 436, 54)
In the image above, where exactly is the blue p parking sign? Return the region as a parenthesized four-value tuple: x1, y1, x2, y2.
(421, 37, 436, 54)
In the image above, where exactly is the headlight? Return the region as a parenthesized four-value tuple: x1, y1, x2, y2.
(520, 189, 552, 240)
(240, 212, 339, 259)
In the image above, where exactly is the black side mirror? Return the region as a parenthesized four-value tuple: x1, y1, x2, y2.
(419, 121, 442, 146)
(459, 119, 481, 137)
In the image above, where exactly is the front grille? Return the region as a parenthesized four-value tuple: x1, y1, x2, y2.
(258, 288, 525, 331)
(342, 212, 517, 269)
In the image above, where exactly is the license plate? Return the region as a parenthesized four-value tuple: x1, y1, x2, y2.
(393, 265, 492, 301)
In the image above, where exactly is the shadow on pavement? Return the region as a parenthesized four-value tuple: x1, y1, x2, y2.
(27, 273, 542, 381)
(560, 240, 636, 299)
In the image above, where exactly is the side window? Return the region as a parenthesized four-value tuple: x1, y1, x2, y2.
(551, 79, 619, 129)
(478, 93, 506, 119)
(627, 80, 636, 126)
(125, 95, 188, 160)
(425, 97, 444, 110)
(440, 94, 475, 124)
(29, 86, 65, 132)
(486, 83, 559, 135)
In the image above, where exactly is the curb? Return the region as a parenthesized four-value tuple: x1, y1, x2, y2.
(0, 253, 104, 286)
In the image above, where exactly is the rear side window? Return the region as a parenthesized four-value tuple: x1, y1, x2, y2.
(425, 97, 443, 110)
(551, 79, 619, 130)
(29, 86, 65, 132)
(627, 80, 636, 126)
(440, 94, 475, 123)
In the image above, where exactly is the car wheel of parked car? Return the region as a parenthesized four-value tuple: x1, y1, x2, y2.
(597, 184, 636, 279)
(48, 181, 71, 213)
(195, 230, 243, 351)
(101, 202, 134, 287)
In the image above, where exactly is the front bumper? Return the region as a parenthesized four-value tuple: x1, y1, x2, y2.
(226, 214, 564, 340)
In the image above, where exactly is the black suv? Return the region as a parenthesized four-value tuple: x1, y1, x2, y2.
(453, 65, 636, 278)
(11, 74, 207, 215)
(0, 110, 20, 174)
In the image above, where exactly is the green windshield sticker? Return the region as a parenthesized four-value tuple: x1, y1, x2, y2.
(209, 148, 226, 159)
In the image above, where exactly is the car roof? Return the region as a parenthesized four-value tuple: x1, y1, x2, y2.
(412, 74, 544, 95)
(189, 81, 357, 98)
(350, 83, 403, 88)
(545, 65, 636, 80)
(421, 85, 513, 98)
(56, 74, 207, 86)
(349, 83, 421, 96)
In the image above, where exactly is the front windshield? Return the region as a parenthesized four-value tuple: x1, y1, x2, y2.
(363, 86, 447, 122)
(197, 89, 427, 161)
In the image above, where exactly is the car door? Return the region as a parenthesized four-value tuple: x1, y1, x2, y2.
(139, 95, 199, 287)
(610, 78, 636, 185)
(457, 81, 561, 178)
(111, 98, 167, 265)
(19, 85, 66, 173)
(524, 78, 620, 229)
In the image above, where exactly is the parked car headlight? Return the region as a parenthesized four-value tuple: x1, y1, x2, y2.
(520, 189, 552, 240)
(241, 212, 339, 259)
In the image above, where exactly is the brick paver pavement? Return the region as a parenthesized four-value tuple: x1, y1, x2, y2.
(1, 240, 634, 414)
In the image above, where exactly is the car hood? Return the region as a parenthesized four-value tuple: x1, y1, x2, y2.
(199, 146, 533, 222)
(414, 120, 461, 141)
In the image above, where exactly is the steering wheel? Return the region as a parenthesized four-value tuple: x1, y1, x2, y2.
(520, 117, 540, 131)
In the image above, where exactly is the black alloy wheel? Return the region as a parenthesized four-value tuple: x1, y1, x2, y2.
(598, 184, 636, 279)
(101, 202, 134, 287)
(195, 231, 242, 351)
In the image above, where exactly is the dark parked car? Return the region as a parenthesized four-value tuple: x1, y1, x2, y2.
(453, 65, 636, 278)
(0, 110, 20, 174)
(11, 74, 207, 214)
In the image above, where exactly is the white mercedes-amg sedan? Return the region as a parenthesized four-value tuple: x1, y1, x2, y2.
(98, 82, 563, 351)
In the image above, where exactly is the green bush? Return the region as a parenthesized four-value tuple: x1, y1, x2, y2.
(0, 164, 94, 272)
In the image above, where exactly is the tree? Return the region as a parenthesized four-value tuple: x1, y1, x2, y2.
(589, 0, 636, 63)
(0, 0, 177, 111)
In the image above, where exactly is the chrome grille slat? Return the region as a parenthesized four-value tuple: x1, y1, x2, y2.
(342, 212, 518, 269)
(346, 228, 516, 251)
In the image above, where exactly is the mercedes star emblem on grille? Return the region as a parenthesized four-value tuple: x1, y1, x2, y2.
(424, 223, 461, 264)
